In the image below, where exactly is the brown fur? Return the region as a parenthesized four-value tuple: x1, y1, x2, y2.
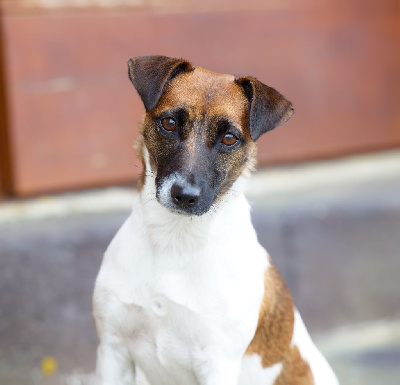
(245, 262, 313, 384)
(274, 346, 314, 385)
(154, 68, 249, 119)
(246, 262, 294, 366)
(140, 67, 258, 197)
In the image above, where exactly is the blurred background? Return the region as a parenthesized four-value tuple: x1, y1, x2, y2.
(0, 0, 399, 384)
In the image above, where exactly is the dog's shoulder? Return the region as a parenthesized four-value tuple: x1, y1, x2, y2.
(246, 263, 296, 366)
(244, 261, 339, 385)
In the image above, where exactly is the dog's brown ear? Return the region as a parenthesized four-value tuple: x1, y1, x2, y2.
(236, 76, 294, 141)
(127, 55, 193, 112)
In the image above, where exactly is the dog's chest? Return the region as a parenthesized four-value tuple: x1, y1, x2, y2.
(119, 254, 259, 378)
(117, 281, 209, 384)
(95, 215, 267, 384)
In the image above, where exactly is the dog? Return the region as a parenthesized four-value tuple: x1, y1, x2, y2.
(93, 55, 339, 385)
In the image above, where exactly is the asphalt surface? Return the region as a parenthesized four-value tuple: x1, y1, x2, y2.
(0, 150, 399, 385)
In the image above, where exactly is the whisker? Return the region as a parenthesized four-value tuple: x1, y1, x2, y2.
(132, 164, 156, 175)
(133, 172, 155, 178)
(142, 198, 157, 207)
(224, 190, 240, 198)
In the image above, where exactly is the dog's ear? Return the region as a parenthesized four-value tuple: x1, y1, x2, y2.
(127, 55, 193, 112)
(236, 76, 294, 141)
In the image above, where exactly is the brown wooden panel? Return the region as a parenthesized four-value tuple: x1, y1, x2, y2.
(2, 3, 399, 195)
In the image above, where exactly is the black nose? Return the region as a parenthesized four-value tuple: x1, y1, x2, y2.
(171, 183, 200, 208)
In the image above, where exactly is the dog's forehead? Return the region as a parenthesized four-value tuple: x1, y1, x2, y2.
(155, 67, 249, 123)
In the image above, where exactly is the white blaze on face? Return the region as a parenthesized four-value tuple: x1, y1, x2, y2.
(157, 172, 185, 208)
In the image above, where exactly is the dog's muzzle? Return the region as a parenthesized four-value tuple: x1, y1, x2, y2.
(170, 182, 201, 209)
(156, 172, 214, 216)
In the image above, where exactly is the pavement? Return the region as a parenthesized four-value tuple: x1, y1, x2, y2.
(0, 149, 399, 385)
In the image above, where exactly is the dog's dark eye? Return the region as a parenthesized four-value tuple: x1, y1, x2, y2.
(160, 117, 177, 132)
(221, 132, 238, 146)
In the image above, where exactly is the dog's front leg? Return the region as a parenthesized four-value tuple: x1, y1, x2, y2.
(96, 341, 136, 385)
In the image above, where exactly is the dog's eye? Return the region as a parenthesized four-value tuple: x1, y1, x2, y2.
(160, 117, 177, 132)
(221, 132, 238, 146)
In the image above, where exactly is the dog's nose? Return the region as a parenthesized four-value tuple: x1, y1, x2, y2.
(171, 183, 200, 208)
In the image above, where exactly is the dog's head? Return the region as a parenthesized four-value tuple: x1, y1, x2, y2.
(128, 55, 294, 216)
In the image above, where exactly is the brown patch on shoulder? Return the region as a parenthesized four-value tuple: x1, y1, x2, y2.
(246, 262, 294, 366)
(245, 262, 314, 384)
(274, 346, 314, 385)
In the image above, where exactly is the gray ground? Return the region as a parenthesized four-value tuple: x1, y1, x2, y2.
(0, 150, 399, 385)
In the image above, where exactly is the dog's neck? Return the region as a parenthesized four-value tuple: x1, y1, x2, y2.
(137, 147, 252, 254)
(139, 174, 251, 254)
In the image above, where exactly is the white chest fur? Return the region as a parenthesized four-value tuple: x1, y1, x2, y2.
(93, 185, 268, 385)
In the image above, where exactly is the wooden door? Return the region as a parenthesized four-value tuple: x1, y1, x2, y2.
(0, 1, 399, 196)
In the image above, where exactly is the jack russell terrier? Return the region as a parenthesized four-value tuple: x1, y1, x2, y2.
(93, 55, 339, 385)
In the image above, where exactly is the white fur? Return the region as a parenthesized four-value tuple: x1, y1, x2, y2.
(291, 310, 339, 385)
(93, 146, 338, 385)
(238, 356, 282, 385)
(94, 147, 267, 385)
